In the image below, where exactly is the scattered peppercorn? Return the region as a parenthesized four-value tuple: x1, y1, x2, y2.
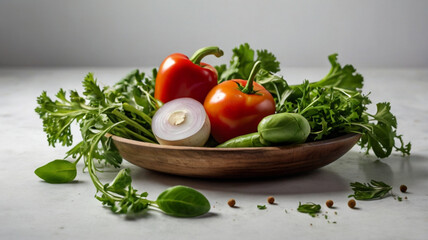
(228, 199, 236, 207)
(400, 185, 407, 193)
(326, 200, 334, 208)
(348, 199, 356, 209)
(267, 196, 275, 204)
(405, 196, 408, 200)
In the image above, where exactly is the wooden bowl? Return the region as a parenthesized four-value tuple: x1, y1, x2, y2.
(110, 133, 361, 179)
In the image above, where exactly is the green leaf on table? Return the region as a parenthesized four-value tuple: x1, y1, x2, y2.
(297, 202, 321, 217)
(34, 159, 77, 183)
(348, 180, 392, 200)
(156, 185, 210, 217)
(257, 205, 267, 210)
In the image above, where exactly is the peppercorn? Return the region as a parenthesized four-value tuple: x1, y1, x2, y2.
(348, 199, 356, 209)
(267, 196, 275, 204)
(228, 198, 236, 207)
(326, 200, 334, 208)
(400, 185, 407, 193)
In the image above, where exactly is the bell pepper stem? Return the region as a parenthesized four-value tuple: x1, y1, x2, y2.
(189, 46, 224, 65)
(241, 61, 262, 94)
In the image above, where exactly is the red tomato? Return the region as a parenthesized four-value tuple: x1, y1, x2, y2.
(204, 79, 276, 143)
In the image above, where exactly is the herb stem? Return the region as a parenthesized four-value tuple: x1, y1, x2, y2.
(122, 103, 152, 124)
(121, 127, 156, 143)
(112, 109, 155, 140)
(300, 96, 321, 115)
(86, 122, 125, 202)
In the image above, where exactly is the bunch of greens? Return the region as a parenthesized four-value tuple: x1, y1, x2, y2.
(216, 43, 411, 158)
(35, 69, 210, 217)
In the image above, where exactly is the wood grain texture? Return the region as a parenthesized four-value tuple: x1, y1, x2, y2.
(110, 133, 361, 179)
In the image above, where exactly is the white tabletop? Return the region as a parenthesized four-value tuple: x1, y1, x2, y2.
(1, 67, 427, 240)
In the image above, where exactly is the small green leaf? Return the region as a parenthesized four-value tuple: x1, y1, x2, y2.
(156, 185, 210, 217)
(106, 168, 132, 195)
(34, 160, 77, 183)
(348, 180, 392, 200)
(257, 205, 267, 210)
(297, 202, 321, 217)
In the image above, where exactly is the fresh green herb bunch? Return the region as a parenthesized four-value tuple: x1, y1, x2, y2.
(35, 69, 159, 167)
(217, 43, 411, 158)
(35, 69, 211, 217)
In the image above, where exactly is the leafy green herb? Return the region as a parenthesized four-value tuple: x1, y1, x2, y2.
(297, 202, 321, 217)
(35, 69, 158, 169)
(217, 44, 411, 158)
(257, 205, 267, 210)
(348, 180, 393, 200)
(156, 186, 211, 217)
(35, 69, 210, 218)
(34, 159, 77, 183)
(215, 43, 280, 83)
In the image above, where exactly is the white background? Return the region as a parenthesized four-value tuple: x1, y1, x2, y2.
(1, 0, 427, 68)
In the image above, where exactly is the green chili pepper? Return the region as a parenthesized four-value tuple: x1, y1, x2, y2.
(216, 132, 268, 148)
(258, 113, 310, 145)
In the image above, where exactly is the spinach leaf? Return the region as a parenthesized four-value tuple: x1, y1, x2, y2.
(156, 186, 211, 217)
(34, 160, 77, 183)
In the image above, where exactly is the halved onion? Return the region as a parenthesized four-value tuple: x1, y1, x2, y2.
(152, 98, 211, 147)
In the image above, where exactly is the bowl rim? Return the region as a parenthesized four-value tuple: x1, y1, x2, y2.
(107, 132, 361, 152)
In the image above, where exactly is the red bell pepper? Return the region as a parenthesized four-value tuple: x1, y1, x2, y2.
(154, 46, 223, 104)
(204, 61, 276, 143)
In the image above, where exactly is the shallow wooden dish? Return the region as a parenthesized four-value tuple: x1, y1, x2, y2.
(110, 133, 360, 179)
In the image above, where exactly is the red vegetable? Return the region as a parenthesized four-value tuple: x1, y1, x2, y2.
(154, 46, 223, 104)
(204, 61, 276, 143)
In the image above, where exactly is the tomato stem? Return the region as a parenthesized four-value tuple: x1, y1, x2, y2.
(241, 61, 261, 94)
(189, 46, 224, 65)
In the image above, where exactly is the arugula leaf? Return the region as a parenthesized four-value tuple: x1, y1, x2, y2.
(348, 180, 392, 200)
(311, 53, 363, 91)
